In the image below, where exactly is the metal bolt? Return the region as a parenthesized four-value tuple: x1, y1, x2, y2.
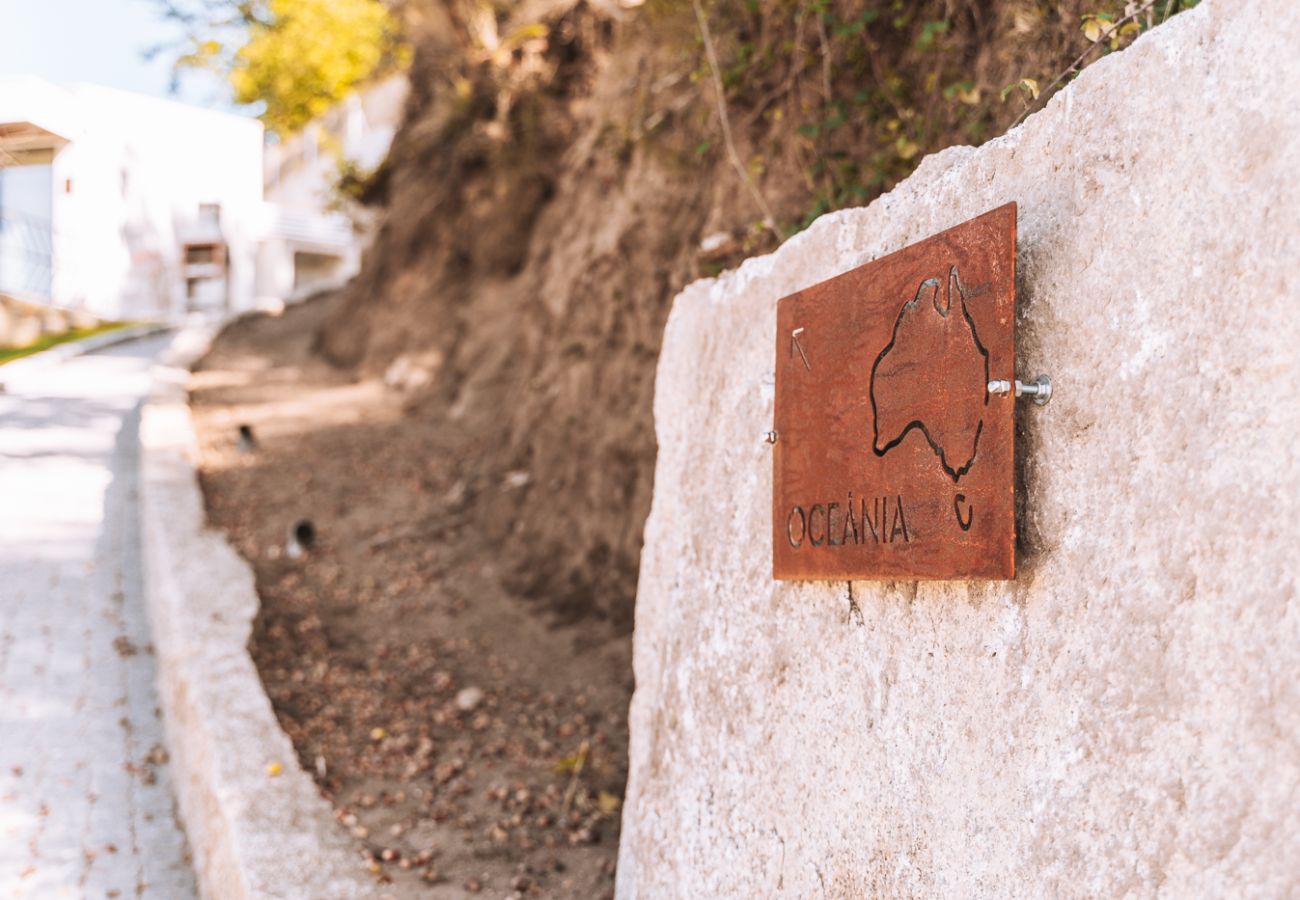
(988, 374, 1052, 406)
(1019, 375, 1052, 405)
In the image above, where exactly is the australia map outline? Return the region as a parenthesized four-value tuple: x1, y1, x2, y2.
(869, 265, 990, 483)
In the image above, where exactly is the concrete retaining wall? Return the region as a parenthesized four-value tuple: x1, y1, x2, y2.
(139, 328, 371, 899)
(618, 1, 1300, 896)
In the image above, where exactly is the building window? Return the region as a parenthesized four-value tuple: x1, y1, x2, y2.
(185, 244, 219, 265)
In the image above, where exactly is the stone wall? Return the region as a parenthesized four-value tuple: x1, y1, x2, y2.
(618, 1, 1300, 896)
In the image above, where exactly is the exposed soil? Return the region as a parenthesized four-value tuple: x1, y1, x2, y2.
(191, 296, 630, 898)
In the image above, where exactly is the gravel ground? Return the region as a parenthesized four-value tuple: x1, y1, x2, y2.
(189, 299, 631, 898)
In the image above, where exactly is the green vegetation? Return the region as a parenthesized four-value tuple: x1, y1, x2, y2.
(669, 0, 1199, 236)
(0, 322, 132, 366)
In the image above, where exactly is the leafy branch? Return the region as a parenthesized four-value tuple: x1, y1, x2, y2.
(1009, 0, 1161, 129)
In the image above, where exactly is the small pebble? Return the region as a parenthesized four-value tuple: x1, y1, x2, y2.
(456, 686, 485, 712)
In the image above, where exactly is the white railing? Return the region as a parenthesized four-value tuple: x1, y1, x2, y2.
(0, 209, 53, 300)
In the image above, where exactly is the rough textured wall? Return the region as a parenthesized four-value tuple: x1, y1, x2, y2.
(619, 1, 1300, 896)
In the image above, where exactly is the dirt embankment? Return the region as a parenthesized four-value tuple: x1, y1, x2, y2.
(315, 6, 721, 628)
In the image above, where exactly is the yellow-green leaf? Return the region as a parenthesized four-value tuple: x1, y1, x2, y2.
(218, 0, 408, 134)
(895, 136, 920, 160)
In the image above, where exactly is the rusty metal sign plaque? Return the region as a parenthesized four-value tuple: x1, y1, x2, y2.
(773, 203, 1017, 580)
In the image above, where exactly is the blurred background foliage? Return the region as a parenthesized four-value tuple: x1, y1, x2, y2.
(154, 0, 1198, 232)
(661, 0, 1199, 236)
(157, 0, 408, 134)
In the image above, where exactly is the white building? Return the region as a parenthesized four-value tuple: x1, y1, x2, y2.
(0, 77, 262, 320)
(0, 75, 405, 324)
(258, 76, 406, 306)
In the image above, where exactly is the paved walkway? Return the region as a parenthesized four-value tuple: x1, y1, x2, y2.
(0, 335, 197, 899)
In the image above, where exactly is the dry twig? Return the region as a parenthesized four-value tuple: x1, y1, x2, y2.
(691, 0, 784, 242)
(815, 9, 834, 105)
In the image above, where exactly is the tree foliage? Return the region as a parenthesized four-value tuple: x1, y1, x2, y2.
(163, 0, 408, 134)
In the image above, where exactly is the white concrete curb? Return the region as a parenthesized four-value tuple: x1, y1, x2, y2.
(139, 326, 372, 900)
(0, 322, 172, 385)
